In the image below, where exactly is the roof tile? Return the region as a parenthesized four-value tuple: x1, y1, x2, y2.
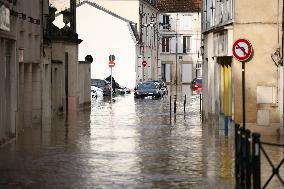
(157, 0, 201, 13)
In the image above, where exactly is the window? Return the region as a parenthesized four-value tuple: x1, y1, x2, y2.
(162, 37, 170, 52)
(162, 15, 170, 29)
(183, 36, 191, 53)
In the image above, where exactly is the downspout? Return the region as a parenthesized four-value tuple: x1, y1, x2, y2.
(282, 0, 284, 127)
(156, 12, 159, 80)
(175, 13, 178, 95)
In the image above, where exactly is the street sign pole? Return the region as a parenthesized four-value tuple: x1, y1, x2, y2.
(110, 67, 113, 102)
(232, 38, 253, 130)
(242, 61, 246, 130)
(108, 55, 115, 102)
(142, 66, 144, 82)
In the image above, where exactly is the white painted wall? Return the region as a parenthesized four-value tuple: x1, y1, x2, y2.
(54, 4, 136, 89)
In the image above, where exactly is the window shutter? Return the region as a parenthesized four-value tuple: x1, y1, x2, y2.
(170, 37, 176, 53)
(183, 16, 191, 30)
(159, 15, 163, 30)
(177, 36, 183, 53)
(179, 16, 184, 30)
(191, 36, 196, 53)
(166, 38, 170, 52)
(169, 16, 175, 31)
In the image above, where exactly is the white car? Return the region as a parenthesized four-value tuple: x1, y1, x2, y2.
(91, 89, 97, 98)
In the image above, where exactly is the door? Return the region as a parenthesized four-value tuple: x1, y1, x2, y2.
(182, 64, 192, 83)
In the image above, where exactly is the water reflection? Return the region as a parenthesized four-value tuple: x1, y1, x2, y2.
(0, 86, 237, 188)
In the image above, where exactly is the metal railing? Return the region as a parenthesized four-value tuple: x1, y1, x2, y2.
(235, 124, 284, 189)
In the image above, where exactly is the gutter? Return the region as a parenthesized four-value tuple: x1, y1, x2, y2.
(202, 21, 234, 35)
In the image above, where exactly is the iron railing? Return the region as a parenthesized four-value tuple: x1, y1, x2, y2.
(235, 124, 284, 189)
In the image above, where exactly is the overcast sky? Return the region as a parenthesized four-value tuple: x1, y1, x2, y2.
(51, 0, 137, 88)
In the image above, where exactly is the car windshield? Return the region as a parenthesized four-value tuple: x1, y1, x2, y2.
(137, 82, 158, 90)
(148, 80, 163, 87)
(196, 79, 202, 84)
(91, 79, 106, 87)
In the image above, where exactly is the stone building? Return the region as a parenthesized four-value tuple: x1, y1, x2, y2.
(47, 3, 91, 114)
(0, 0, 18, 144)
(0, 0, 51, 143)
(202, 0, 283, 134)
(157, 0, 202, 85)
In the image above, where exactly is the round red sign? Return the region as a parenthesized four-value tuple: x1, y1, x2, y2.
(109, 61, 115, 68)
(232, 39, 253, 62)
(142, 60, 147, 67)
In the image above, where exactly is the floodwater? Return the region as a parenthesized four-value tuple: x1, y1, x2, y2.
(0, 85, 244, 188)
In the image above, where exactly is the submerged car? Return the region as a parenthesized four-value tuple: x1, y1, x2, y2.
(91, 79, 112, 96)
(91, 89, 97, 98)
(147, 80, 168, 95)
(134, 82, 163, 98)
(191, 78, 202, 91)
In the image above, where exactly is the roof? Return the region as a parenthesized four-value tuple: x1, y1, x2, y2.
(56, 1, 134, 23)
(55, 1, 139, 42)
(157, 0, 201, 13)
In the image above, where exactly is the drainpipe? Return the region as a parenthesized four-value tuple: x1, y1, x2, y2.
(156, 12, 159, 80)
(175, 13, 178, 95)
(282, 0, 284, 127)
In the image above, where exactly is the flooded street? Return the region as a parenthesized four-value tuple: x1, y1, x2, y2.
(1, 86, 235, 188)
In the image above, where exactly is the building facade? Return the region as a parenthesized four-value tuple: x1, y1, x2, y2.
(158, 12, 202, 84)
(0, 0, 18, 144)
(157, 0, 202, 85)
(202, 0, 283, 134)
(0, 0, 52, 144)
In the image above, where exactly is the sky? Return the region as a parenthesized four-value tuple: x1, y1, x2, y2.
(52, 1, 137, 88)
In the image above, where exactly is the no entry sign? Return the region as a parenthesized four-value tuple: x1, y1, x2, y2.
(142, 60, 147, 67)
(109, 60, 115, 68)
(232, 39, 253, 62)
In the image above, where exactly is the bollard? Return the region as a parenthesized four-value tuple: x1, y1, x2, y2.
(174, 98, 177, 114)
(199, 93, 202, 113)
(240, 128, 246, 188)
(184, 94, 186, 114)
(235, 124, 240, 188)
(252, 133, 261, 189)
(245, 129, 251, 188)
(224, 117, 229, 136)
(170, 96, 172, 119)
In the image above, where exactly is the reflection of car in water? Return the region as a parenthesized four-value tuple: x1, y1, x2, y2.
(191, 78, 202, 92)
(115, 86, 131, 95)
(91, 79, 112, 96)
(147, 80, 168, 95)
(134, 82, 163, 99)
(91, 88, 98, 98)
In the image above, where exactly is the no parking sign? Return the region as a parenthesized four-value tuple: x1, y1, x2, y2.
(232, 39, 253, 62)
(232, 38, 253, 130)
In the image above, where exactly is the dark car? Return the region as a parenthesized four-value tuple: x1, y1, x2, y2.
(91, 79, 112, 96)
(134, 82, 163, 98)
(191, 78, 202, 91)
(148, 80, 168, 95)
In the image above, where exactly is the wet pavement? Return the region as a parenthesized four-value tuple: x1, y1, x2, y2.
(0, 85, 241, 188)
